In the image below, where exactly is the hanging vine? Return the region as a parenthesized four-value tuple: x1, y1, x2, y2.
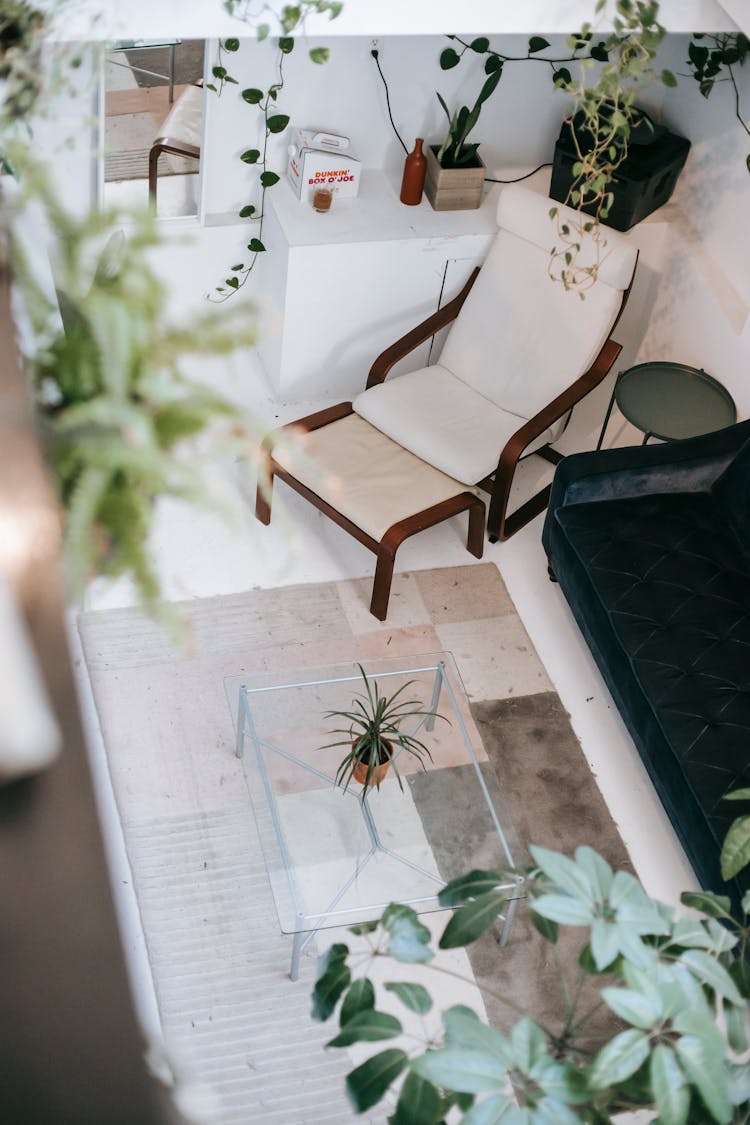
(208, 1, 342, 301)
(686, 32, 750, 172)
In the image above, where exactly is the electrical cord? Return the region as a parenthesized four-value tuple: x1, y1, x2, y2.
(371, 49, 408, 154)
(485, 163, 553, 183)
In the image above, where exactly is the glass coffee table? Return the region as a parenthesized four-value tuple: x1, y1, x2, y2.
(226, 653, 524, 980)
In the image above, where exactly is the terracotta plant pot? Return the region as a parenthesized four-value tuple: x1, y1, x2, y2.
(352, 740, 393, 787)
(424, 144, 486, 212)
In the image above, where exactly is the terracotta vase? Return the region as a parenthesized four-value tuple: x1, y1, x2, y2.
(400, 138, 427, 206)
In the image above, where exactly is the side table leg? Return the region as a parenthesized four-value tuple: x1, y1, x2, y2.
(497, 895, 519, 948)
(290, 927, 305, 981)
(596, 375, 621, 451)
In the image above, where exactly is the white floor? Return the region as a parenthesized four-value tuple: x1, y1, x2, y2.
(72, 338, 698, 1056)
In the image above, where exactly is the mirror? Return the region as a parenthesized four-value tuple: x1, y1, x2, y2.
(102, 38, 205, 219)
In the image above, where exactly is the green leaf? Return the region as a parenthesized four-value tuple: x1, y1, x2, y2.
(590, 918, 621, 970)
(588, 1028, 650, 1088)
(575, 846, 613, 901)
(529, 845, 596, 902)
(247, 238, 266, 253)
(389, 1071, 443, 1125)
(346, 1049, 408, 1112)
(601, 986, 661, 1029)
(650, 1044, 690, 1125)
(471, 37, 490, 53)
(267, 113, 291, 134)
(238, 205, 256, 218)
(528, 36, 551, 53)
(311, 943, 351, 1020)
(349, 919, 379, 935)
(460, 1095, 510, 1124)
(661, 68, 678, 87)
(241, 149, 260, 163)
(510, 1017, 546, 1071)
(309, 46, 330, 64)
(279, 37, 295, 54)
(205, 83, 217, 92)
(554, 67, 572, 86)
(724, 788, 750, 801)
(327, 1009, 402, 1047)
(485, 55, 503, 75)
(225, 277, 239, 289)
(241, 87, 264, 104)
(439, 869, 507, 908)
(223, 38, 240, 51)
(679, 891, 732, 918)
(256, 22, 270, 41)
(721, 815, 750, 879)
(440, 47, 460, 70)
(590, 42, 609, 62)
(384, 981, 432, 1015)
(726, 999, 749, 1053)
(675, 1035, 731, 1124)
(531, 894, 593, 927)
(413, 1047, 506, 1094)
(260, 171, 280, 187)
(340, 977, 375, 1025)
(679, 949, 742, 1003)
(212, 65, 227, 78)
(442, 1006, 507, 1056)
(439, 891, 508, 949)
(529, 908, 559, 944)
(382, 903, 434, 963)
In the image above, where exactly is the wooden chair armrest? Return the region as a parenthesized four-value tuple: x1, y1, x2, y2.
(151, 137, 201, 160)
(494, 337, 622, 478)
(366, 268, 480, 388)
(260, 401, 354, 455)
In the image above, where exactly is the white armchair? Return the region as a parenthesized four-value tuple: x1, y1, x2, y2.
(257, 184, 638, 620)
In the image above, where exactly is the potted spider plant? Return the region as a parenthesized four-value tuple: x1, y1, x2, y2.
(322, 665, 444, 797)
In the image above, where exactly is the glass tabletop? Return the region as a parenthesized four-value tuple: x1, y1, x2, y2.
(109, 40, 182, 51)
(615, 361, 736, 441)
(225, 653, 523, 936)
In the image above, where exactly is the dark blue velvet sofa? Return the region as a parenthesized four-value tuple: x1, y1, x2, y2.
(543, 419, 750, 910)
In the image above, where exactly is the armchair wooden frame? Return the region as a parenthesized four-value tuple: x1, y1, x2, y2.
(256, 254, 635, 620)
(148, 135, 200, 202)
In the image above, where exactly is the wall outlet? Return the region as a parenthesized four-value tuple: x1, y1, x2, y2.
(370, 38, 382, 55)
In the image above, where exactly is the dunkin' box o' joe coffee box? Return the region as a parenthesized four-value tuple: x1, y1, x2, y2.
(287, 128, 361, 202)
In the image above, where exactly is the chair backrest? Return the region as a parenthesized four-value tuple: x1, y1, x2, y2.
(439, 184, 638, 420)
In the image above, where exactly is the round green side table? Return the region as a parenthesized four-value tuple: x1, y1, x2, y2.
(596, 361, 737, 450)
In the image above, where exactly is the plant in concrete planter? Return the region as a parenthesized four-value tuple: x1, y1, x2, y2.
(322, 664, 442, 797)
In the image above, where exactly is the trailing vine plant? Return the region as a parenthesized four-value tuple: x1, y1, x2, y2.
(208, 1, 342, 301)
(686, 33, 750, 173)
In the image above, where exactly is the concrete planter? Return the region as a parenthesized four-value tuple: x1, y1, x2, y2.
(424, 144, 486, 211)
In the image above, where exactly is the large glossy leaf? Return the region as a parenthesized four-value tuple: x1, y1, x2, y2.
(311, 943, 350, 1021)
(529, 845, 596, 902)
(650, 1044, 690, 1125)
(601, 986, 661, 1029)
(679, 949, 743, 1004)
(382, 903, 434, 963)
(439, 869, 507, 908)
(346, 1049, 409, 1112)
(680, 891, 732, 919)
(589, 918, 621, 970)
(530, 894, 593, 927)
(442, 1006, 507, 1056)
(461, 1094, 514, 1124)
(327, 1009, 402, 1047)
(675, 1035, 732, 1124)
(340, 977, 375, 1025)
(385, 981, 432, 1015)
(588, 1028, 650, 1088)
(439, 891, 508, 948)
(388, 1071, 443, 1125)
(721, 815, 750, 880)
(412, 1047, 507, 1094)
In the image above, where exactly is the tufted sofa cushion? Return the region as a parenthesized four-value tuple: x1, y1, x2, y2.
(548, 455, 750, 907)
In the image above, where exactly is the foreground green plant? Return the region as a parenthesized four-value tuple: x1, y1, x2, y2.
(312, 838, 750, 1123)
(9, 159, 257, 614)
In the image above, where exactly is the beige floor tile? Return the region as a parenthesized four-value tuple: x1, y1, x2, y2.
(337, 572, 431, 634)
(415, 562, 515, 624)
(436, 616, 552, 702)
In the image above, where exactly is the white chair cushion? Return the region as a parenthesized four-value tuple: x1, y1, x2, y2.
(272, 412, 475, 542)
(353, 366, 559, 485)
(438, 228, 624, 422)
(496, 183, 637, 290)
(157, 85, 203, 147)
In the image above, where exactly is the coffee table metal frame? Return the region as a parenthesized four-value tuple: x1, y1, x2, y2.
(107, 40, 182, 104)
(233, 656, 523, 980)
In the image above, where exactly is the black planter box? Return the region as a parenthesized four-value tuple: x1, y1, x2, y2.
(550, 108, 690, 231)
